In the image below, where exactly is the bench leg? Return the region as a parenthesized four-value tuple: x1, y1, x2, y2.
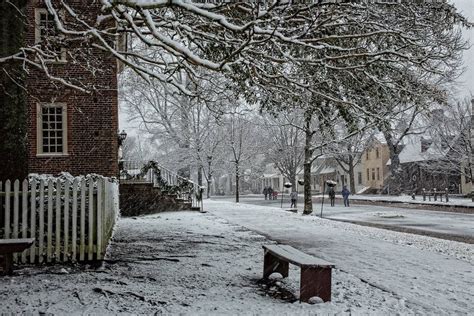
(263, 251, 289, 279)
(1, 254, 14, 276)
(300, 266, 332, 303)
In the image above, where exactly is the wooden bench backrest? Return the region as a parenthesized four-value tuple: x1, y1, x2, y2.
(263, 244, 334, 268)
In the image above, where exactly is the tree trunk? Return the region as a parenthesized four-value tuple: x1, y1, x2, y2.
(235, 162, 240, 203)
(207, 178, 211, 199)
(303, 111, 313, 214)
(348, 156, 356, 194)
(197, 165, 203, 186)
(383, 131, 402, 195)
(390, 150, 402, 195)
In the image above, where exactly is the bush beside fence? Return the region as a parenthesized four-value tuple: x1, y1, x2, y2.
(0, 176, 119, 263)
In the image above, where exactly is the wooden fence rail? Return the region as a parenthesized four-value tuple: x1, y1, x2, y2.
(0, 176, 119, 263)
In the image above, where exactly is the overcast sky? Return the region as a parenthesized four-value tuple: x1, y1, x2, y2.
(451, 0, 474, 99)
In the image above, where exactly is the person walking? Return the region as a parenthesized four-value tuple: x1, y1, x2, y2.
(328, 187, 336, 207)
(263, 186, 268, 200)
(342, 185, 350, 207)
(290, 190, 298, 208)
(268, 187, 273, 200)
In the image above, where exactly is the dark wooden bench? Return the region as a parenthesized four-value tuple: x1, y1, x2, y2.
(0, 238, 35, 275)
(263, 244, 335, 303)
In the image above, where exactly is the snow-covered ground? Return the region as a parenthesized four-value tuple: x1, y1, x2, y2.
(206, 200, 473, 314)
(1, 202, 473, 315)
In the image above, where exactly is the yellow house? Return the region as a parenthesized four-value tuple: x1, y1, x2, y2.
(362, 138, 390, 191)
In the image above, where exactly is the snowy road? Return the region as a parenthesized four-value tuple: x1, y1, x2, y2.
(206, 200, 474, 315)
(211, 195, 474, 243)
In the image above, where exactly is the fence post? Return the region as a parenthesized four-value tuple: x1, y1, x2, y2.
(4, 180, 11, 239)
(13, 180, 20, 262)
(88, 178, 94, 261)
(47, 180, 53, 263)
(96, 177, 103, 260)
(433, 188, 437, 202)
(38, 180, 45, 263)
(30, 179, 37, 263)
(63, 180, 71, 262)
(55, 179, 62, 261)
(21, 179, 28, 263)
(80, 179, 86, 261)
(445, 188, 449, 203)
(422, 188, 426, 201)
(71, 179, 79, 262)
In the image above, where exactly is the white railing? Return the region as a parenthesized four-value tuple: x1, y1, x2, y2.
(120, 160, 203, 211)
(0, 176, 119, 263)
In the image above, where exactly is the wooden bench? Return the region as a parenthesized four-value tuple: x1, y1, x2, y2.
(263, 244, 335, 303)
(0, 238, 35, 275)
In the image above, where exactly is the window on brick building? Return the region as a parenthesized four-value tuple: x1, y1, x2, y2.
(372, 168, 375, 181)
(377, 167, 380, 180)
(35, 8, 66, 61)
(37, 103, 67, 155)
(358, 172, 362, 185)
(376, 148, 380, 159)
(367, 168, 370, 181)
(366, 150, 369, 160)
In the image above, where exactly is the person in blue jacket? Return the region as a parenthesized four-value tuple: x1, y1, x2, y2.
(341, 185, 350, 207)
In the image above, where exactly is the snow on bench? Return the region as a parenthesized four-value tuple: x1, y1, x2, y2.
(263, 244, 335, 303)
(0, 238, 35, 275)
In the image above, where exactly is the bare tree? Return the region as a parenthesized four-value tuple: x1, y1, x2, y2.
(225, 109, 261, 203)
(262, 112, 305, 190)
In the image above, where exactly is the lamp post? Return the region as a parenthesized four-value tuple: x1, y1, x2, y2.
(282, 182, 292, 208)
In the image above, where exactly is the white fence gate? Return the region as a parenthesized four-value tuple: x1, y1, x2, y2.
(0, 176, 119, 263)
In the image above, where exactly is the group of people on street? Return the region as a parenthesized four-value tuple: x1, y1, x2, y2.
(328, 185, 350, 207)
(263, 183, 351, 208)
(262, 186, 278, 200)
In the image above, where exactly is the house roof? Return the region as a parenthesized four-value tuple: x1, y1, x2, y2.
(319, 166, 336, 175)
(387, 135, 447, 165)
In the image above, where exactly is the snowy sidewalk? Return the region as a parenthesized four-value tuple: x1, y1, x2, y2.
(207, 200, 474, 315)
(1, 206, 472, 314)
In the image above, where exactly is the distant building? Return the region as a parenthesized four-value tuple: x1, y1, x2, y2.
(361, 136, 391, 193)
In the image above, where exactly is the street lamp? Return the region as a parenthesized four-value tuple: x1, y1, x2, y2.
(281, 182, 292, 208)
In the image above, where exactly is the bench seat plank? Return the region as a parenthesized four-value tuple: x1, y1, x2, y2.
(263, 244, 334, 268)
(0, 238, 35, 253)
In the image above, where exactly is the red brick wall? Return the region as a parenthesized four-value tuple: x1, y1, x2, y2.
(25, 1, 119, 177)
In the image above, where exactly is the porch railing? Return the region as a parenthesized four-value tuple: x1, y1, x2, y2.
(120, 160, 203, 211)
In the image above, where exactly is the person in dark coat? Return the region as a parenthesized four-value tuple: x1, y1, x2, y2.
(341, 185, 350, 207)
(328, 187, 336, 206)
(263, 186, 268, 200)
(267, 187, 273, 200)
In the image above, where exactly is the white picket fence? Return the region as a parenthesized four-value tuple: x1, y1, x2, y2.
(0, 176, 119, 263)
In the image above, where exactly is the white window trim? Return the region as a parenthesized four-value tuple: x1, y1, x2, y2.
(34, 8, 67, 63)
(36, 103, 68, 157)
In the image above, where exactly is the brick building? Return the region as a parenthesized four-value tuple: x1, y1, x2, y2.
(0, 1, 119, 180)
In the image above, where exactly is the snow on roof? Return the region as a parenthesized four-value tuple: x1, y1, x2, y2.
(387, 135, 446, 165)
(319, 166, 336, 175)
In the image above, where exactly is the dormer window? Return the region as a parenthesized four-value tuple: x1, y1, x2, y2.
(35, 8, 66, 61)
